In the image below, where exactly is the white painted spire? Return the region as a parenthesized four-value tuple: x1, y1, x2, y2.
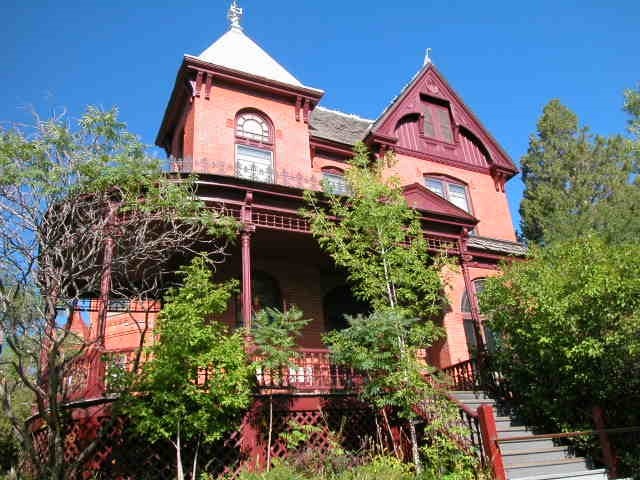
(227, 1, 243, 30)
(191, 1, 305, 88)
(424, 47, 432, 66)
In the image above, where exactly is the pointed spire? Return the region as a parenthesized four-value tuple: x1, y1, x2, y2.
(228, 1, 243, 30)
(424, 47, 432, 66)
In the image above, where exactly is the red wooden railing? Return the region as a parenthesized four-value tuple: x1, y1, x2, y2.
(63, 347, 361, 399)
(255, 348, 362, 392)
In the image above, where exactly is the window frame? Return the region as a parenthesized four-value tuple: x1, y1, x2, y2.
(424, 175, 473, 214)
(461, 278, 496, 354)
(421, 102, 456, 145)
(321, 167, 350, 196)
(234, 110, 275, 182)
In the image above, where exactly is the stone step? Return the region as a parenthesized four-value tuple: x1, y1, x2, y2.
(506, 458, 591, 479)
(459, 398, 496, 410)
(496, 415, 526, 430)
(510, 468, 608, 480)
(498, 425, 536, 438)
(499, 436, 558, 453)
(503, 445, 572, 466)
(449, 390, 492, 401)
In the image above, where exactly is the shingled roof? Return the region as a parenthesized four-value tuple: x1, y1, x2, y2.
(309, 107, 373, 146)
(466, 236, 527, 256)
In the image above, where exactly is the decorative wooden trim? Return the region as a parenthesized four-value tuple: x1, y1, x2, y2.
(394, 145, 491, 174)
(195, 71, 204, 97)
(204, 73, 213, 100)
(295, 96, 302, 122)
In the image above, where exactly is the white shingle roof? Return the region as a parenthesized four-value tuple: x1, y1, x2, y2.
(194, 27, 303, 87)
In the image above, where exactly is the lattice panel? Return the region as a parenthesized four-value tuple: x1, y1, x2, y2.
(266, 404, 381, 463)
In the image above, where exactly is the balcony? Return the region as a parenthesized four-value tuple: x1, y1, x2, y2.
(170, 157, 324, 192)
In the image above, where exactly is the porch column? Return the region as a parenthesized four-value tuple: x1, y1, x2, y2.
(241, 191, 255, 332)
(241, 229, 253, 331)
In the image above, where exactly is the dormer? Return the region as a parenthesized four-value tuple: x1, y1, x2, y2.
(368, 62, 517, 192)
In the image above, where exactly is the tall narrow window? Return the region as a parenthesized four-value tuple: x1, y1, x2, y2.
(423, 103, 454, 143)
(424, 176, 471, 213)
(461, 279, 496, 355)
(235, 110, 274, 183)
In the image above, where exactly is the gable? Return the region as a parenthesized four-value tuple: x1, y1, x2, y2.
(371, 65, 517, 176)
(403, 183, 477, 226)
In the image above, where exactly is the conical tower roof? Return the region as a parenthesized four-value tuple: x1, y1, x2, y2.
(189, 2, 303, 88)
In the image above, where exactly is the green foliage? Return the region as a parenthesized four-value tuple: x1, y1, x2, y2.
(303, 143, 445, 319)
(520, 98, 639, 245)
(420, 396, 480, 480)
(480, 236, 640, 434)
(236, 456, 413, 480)
(253, 306, 310, 371)
(279, 420, 324, 451)
(324, 310, 440, 417)
(119, 255, 253, 445)
(624, 84, 640, 140)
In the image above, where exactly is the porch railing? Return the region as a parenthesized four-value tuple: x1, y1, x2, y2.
(254, 348, 362, 392)
(63, 347, 361, 400)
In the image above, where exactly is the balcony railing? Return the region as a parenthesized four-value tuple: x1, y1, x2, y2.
(63, 347, 362, 400)
(170, 157, 323, 192)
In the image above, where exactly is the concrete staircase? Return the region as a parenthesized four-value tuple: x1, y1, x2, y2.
(450, 391, 609, 480)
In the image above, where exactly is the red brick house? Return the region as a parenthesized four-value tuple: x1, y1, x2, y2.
(128, 1, 524, 373)
(93, 2, 525, 377)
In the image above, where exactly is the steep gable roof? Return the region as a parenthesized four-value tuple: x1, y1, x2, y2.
(371, 64, 517, 175)
(403, 183, 477, 225)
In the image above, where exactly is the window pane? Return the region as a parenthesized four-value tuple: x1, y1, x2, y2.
(236, 145, 273, 183)
(448, 183, 469, 212)
(423, 110, 435, 138)
(437, 108, 453, 142)
(323, 173, 349, 196)
(237, 113, 270, 142)
(463, 319, 478, 353)
(425, 178, 444, 197)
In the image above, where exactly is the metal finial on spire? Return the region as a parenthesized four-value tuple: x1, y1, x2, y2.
(228, 1, 243, 30)
(424, 48, 432, 66)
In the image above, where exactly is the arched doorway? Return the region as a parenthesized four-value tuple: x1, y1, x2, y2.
(323, 285, 370, 332)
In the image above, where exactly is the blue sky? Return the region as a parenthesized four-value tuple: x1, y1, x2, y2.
(1, 1, 638, 232)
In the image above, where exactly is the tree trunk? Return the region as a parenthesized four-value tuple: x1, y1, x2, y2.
(408, 419, 422, 474)
(175, 423, 184, 480)
(191, 437, 200, 480)
(266, 394, 273, 471)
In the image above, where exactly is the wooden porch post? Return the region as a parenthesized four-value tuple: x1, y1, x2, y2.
(593, 405, 618, 479)
(241, 229, 253, 331)
(241, 191, 255, 334)
(478, 404, 506, 480)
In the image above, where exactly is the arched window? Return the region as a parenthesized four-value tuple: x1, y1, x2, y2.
(235, 270, 283, 328)
(252, 270, 283, 314)
(461, 278, 496, 354)
(321, 167, 349, 196)
(235, 110, 274, 183)
(323, 285, 370, 332)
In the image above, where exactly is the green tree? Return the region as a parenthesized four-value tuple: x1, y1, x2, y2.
(252, 306, 310, 470)
(119, 256, 252, 480)
(480, 236, 640, 436)
(0, 107, 236, 479)
(520, 98, 639, 245)
(303, 144, 452, 473)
